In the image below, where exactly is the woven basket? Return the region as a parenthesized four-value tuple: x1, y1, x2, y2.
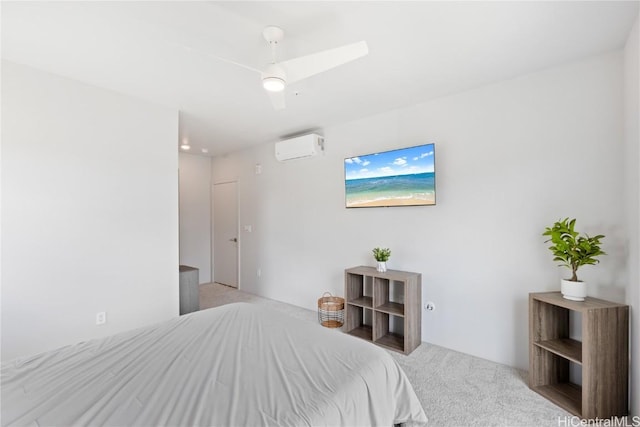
(317, 292, 345, 328)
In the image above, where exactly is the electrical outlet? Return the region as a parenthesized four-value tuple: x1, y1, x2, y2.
(96, 312, 107, 325)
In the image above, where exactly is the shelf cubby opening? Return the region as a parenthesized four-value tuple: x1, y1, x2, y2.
(533, 383, 582, 417)
(531, 299, 570, 342)
(374, 278, 405, 316)
(373, 311, 404, 352)
(530, 347, 582, 415)
(346, 273, 373, 308)
(345, 304, 373, 341)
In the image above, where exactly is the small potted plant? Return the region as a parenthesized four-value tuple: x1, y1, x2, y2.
(372, 247, 391, 273)
(542, 218, 606, 301)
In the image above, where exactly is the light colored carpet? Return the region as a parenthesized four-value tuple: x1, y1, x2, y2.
(199, 283, 570, 426)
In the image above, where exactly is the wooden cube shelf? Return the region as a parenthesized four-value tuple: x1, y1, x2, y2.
(344, 266, 421, 355)
(529, 292, 629, 419)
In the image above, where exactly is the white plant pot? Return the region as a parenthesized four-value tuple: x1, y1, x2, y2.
(376, 261, 387, 273)
(561, 279, 587, 301)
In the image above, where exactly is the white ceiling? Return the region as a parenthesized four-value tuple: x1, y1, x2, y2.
(2, 1, 638, 156)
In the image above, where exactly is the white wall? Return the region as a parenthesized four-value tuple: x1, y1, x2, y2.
(212, 51, 626, 370)
(1, 61, 179, 361)
(624, 16, 639, 417)
(179, 152, 212, 283)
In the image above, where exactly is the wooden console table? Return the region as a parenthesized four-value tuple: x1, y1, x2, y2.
(529, 291, 628, 419)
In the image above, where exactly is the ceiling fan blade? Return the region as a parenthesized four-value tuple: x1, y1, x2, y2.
(170, 42, 262, 74)
(267, 91, 286, 110)
(280, 41, 368, 84)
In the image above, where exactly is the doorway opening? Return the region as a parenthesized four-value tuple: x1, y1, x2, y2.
(212, 181, 239, 288)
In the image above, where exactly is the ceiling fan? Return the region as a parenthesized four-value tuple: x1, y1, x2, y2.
(203, 26, 368, 110)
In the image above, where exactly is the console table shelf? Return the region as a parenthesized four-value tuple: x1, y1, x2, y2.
(376, 301, 404, 316)
(344, 266, 421, 355)
(533, 338, 582, 364)
(529, 292, 628, 419)
(349, 296, 373, 308)
(349, 325, 373, 341)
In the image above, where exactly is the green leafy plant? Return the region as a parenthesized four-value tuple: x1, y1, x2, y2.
(542, 218, 606, 282)
(372, 247, 391, 262)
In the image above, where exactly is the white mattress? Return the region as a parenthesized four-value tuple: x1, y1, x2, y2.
(1, 302, 428, 426)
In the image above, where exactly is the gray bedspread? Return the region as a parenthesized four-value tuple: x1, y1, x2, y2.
(1, 302, 427, 426)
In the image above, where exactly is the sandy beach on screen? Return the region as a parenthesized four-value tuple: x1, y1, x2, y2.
(348, 196, 435, 207)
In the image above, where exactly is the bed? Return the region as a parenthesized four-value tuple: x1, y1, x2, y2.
(1, 302, 428, 426)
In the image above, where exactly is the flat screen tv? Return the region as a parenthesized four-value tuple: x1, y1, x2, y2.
(344, 143, 435, 208)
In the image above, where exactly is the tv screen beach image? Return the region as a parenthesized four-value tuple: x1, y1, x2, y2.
(345, 144, 435, 208)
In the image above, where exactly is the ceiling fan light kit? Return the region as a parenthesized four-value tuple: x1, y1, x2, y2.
(262, 63, 287, 92)
(263, 77, 285, 92)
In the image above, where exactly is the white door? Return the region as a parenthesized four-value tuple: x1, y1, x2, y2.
(213, 181, 238, 288)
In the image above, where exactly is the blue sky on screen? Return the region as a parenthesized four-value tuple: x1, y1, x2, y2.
(345, 144, 435, 180)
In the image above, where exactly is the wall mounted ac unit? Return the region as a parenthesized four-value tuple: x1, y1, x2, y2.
(275, 133, 324, 161)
